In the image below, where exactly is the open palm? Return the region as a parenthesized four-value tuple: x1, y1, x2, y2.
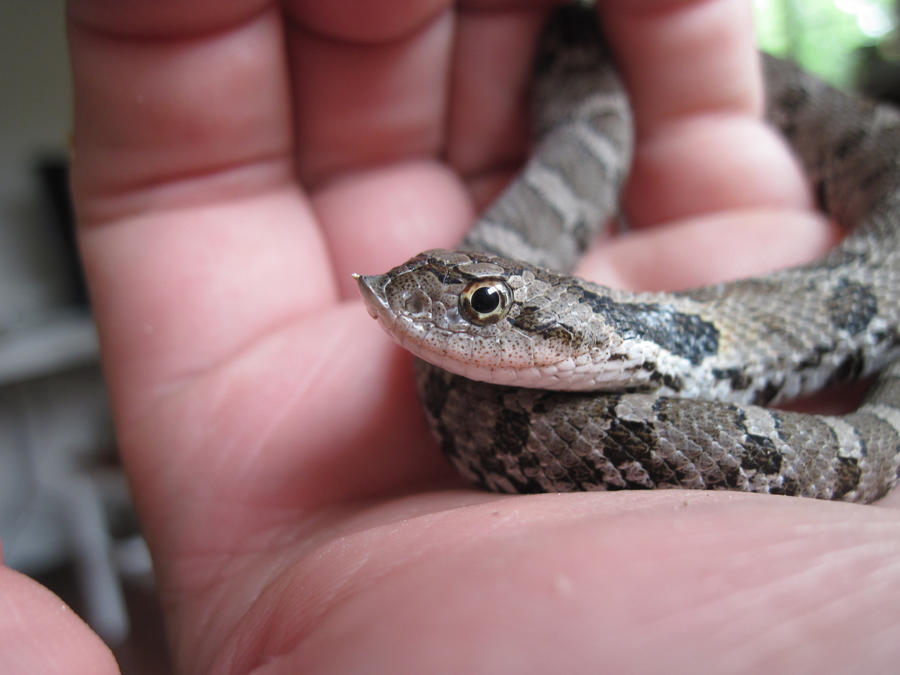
(50, 0, 900, 672)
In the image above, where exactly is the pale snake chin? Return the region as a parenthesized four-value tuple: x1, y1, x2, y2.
(355, 5, 900, 503)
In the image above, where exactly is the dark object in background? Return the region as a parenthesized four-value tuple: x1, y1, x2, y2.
(857, 41, 900, 105)
(36, 157, 88, 306)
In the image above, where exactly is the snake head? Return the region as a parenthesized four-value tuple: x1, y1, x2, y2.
(354, 249, 652, 390)
(355, 250, 525, 380)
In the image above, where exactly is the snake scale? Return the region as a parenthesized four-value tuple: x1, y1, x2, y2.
(355, 4, 900, 503)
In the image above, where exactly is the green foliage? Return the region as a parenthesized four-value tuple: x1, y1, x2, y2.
(755, 0, 896, 87)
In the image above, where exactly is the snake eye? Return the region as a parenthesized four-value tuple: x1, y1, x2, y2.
(459, 279, 511, 325)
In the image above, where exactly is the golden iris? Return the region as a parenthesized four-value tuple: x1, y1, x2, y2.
(459, 279, 512, 325)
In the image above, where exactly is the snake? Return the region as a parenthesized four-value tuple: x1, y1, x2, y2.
(354, 4, 900, 503)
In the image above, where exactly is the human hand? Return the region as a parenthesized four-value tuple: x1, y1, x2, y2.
(55, 0, 900, 672)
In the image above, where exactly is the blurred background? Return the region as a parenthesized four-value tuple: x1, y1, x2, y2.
(0, 1, 897, 673)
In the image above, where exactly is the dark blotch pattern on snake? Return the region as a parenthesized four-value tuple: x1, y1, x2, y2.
(355, 5, 900, 503)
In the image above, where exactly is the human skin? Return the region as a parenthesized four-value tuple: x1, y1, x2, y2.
(0, 544, 116, 673)
(11, 0, 896, 672)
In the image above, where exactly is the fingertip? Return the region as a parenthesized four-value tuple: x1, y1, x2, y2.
(0, 566, 119, 675)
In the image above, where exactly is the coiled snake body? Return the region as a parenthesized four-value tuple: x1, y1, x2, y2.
(356, 6, 900, 503)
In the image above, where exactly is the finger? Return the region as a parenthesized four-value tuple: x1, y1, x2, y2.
(0, 566, 118, 674)
(446, 4, 550, 207)
(599, 0, 815, 227)
(286, 0, 552, 188)
(68, 3, 336, 401)
(285, 0, 453, 187)
(69, 1, 293, 222)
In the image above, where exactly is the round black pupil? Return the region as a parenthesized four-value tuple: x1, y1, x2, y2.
(471, 285, 501, 314)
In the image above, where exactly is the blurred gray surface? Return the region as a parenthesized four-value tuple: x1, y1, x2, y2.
(0, 1, 156, 653)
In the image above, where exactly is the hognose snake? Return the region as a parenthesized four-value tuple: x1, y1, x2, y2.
(355, 5, 900, 503)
